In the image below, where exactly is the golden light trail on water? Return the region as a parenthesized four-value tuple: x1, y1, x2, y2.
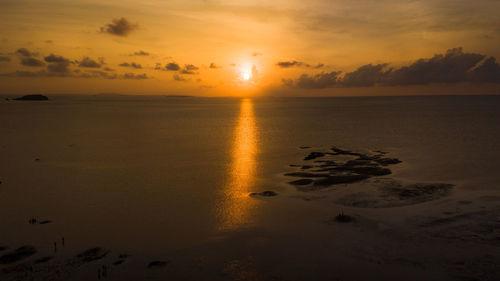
(217, 98, 258, 231)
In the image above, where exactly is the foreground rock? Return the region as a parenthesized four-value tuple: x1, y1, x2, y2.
(285, 146, 453, 207)
(286, 146, 401, 190)
(34, 256, 53, 264)
(335, 212, 354, 223)
(304, 152, 325, 160)
(0, 246, 36, 264)
(250, 191, 278, 197)
(76, 247, 109, 262)
(13, 94, 49, 101)
(148, 260, 169, 268)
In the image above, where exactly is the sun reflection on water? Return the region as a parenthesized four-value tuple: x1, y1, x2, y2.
(217, 98, 258, 231)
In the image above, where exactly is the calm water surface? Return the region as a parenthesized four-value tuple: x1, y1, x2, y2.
(1, 95, 500, 254)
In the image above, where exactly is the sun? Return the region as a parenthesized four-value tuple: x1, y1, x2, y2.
(242, 72, 251, 80)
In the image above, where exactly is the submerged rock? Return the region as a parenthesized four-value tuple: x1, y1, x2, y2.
(34, 256, 53, 264)
(13, 94, 49, 101)
(304, 152, 325, 161)
(288, 179, 313, 186)
(330, 147, 363, 157)
(314, 175, 369, 186)
(375, 157, 402, 166)
(148, 260, 169, 268)
(337, 182, 454, 208)
(76, 247, 109, 262)
(250, 191, 278, 197)
(389, 183, 453, 201)
(286, 146, 402, 190)
(333, 166, 392, 176)
(335, 212, 354, 223)
(0, 246, 37, 264)
(284, 172, 330, 178)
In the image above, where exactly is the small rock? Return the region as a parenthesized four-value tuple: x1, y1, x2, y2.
(288, 179, 313, 186)
(314, 175, 369, 186)
(250, 191, 278, 197)
(148, 260, 169, 268)
(76, 247, 109, 262)
(335, 212, 354, 223)
(34, 256, 53, 264)
(284, 172, 330, 178)
(0, 246, 37, 264)
(304, 152, 325, 161)
(375, 157, 401, 166)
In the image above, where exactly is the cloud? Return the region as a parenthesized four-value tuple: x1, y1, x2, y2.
(0, 69, 149, 80)
(165, 62, 180, 71)
(123, 73, 148, 79)
(16, 48, 36, 57)
(119, 62, 142, 69)
(100, 18, 138, 36)
(44, 54, 72, 73)
(20, 57, 45, 67)
(173, 74, 189, 82)
(0, 56, 11, 62)
(342, 64, 390, 87)
(276, 60, 304, 68)
(386, 48, 485, 85)
(276, 60, 325, 69)
(209, 63, 221, 69)
(130, 50, 149, 56)
(469, 57, 500, 83)
(283, 48, 500, 88)
(283, 71, 342, 88)
(78, 57, 101, 68)
(47, 61, 71, 73)
(252, 52, 263, 56)
(44, 54, 69, 63)
(180, 64, 199, 74)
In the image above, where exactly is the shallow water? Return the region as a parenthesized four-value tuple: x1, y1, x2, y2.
(1, 95, 500, 257)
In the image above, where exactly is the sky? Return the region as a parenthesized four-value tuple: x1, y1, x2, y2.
(1, 0, 500, 96)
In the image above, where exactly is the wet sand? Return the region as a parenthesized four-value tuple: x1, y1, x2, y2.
(2, 146, 500, 281)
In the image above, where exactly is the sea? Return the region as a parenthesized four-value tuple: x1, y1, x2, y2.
(1, 95, 500, 258)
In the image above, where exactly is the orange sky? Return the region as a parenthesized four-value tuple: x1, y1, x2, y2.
(1, 0, 500, 96)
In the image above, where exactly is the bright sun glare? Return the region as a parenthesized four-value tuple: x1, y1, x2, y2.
(242, 72, 251, 80)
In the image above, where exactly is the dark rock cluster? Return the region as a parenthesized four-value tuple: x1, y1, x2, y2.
(287, 146, 401, 191)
